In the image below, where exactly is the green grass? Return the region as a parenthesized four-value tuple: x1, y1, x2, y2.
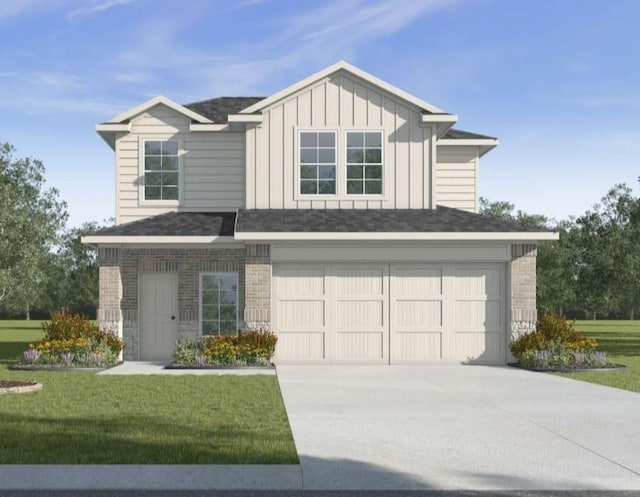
(555, 320, 640, 393)
(0, 321, 298, 464)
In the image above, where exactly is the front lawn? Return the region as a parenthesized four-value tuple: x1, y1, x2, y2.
(0, 321, 298, 464)
(556, 320, 640, 393)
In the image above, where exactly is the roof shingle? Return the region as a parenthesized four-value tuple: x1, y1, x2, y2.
(91, 212, 236, 236)
(235, 207, 548, 233)
(183, 97, 265, 124)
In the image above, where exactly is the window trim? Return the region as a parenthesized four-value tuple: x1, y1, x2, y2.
(199, 272, 239, 336)
(138, 136, 183, 206)
(344, 130, 384, 197)
(296, 129, 338, 198)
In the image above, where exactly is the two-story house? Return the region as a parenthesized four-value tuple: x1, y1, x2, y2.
(83, 61, 556, 365)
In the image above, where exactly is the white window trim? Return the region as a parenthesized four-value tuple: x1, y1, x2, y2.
(344, 129, 384, 197)
(138, 136, 183, 206)
(295, 128, 339, 198)
(199, 272, 240, 336)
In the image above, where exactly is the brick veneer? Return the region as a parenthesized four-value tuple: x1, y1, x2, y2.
(97, 245, 271, 360)
(510, 243, 537, 342)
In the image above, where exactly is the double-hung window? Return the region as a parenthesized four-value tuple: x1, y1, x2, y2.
(346, 131, 383, 195)
(200, 273, 239, 335)
(299, 131, 336, 195)
(143, 140, 179, 201)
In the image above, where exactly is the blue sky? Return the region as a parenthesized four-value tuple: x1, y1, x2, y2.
(1, 0, 638, 228)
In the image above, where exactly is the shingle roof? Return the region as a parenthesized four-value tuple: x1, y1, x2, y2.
(183, 97, 265, 124)
(442, 129, 496, 140)
(235, 207, 548, 233)
(91, 212, 236, 236)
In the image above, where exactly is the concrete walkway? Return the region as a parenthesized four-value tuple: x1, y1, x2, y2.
(277, 365, 640, 491)
(98, 361, 275, 375)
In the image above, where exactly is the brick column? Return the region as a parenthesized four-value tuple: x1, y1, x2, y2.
(510, 243, 537, 342)
(97, 247, 124, 360)
(244, 244, 271, 330)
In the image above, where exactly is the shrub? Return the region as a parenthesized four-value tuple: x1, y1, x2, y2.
(511, 312, 601, 368)
(22, 310, 124, 367)
(173, 328, 278, 367)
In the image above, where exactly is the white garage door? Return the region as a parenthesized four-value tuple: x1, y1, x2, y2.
(273, 263, 505, 365)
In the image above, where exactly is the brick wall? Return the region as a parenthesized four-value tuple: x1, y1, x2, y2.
(244, 244, 271, 329)
(97, 246, 251, 360)
(510, 243, 537, 342)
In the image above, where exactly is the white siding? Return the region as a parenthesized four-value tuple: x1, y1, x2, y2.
(246, 72, 434, 209)
(435, 146, 479, 212)
(115, 104, 245, 224)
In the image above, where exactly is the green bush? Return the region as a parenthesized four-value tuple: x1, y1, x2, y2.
(23, 310, 124, 367)
(173, 329, 277, 367)
(511, 312, 600, 368)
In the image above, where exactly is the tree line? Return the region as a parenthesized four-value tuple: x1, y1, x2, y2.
(0, 143, 108, 320)
(1, 141, 638, 320)
(479, 182, 640, 320)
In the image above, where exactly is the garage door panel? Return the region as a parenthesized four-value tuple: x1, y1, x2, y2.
(454, 300, 502, 330)
(336, 332, 384, 360)
(395, 332, 442, 359)
(277, 332, 325, 360)
(336, 267, 384, 295)
(394, 267, 443, 296)
(454, 331, 503, 364)
(278, 300, 325, 331)
(454, 267, 502, 296)
(337, 300, 384, 329)
(395, 300, 442, 329)
(276, 267, 325, 295)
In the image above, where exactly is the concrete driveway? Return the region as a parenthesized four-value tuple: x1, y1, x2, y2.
(277, 365, 640, 491)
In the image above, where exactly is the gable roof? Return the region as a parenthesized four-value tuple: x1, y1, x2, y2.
(184, 97, 265, 124)
(239, 61, 454, 117)
(104, 95, 212, 124)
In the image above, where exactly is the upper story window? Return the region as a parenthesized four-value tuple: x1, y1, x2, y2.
(346, 131, 383, 195)
(299, 131, 336, 195)
(144, 140, 179, 201)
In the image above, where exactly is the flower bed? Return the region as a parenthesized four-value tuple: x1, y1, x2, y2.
(17, 310, 124, 369)
(171, 329, 277, 368)
(510, 312, 618, 371)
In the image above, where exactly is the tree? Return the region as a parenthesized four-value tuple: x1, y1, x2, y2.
(56, 222, 107, 316)
(0, 142, 68, 316)
(478, 197, 549, 229)
(575, 183, 640, 319)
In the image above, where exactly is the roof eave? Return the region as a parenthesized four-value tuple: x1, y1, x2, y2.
(438, 138, 499, 156)
(81, 235, 237, 245)
(105, 95, 213, 125)
(234, 232, 559, 242)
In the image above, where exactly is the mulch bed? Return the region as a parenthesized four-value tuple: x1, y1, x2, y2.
(508, 362, 627, 373)
(8, 362, 122, 372)
(0, 380, 37, 388)
(165, 363, 275, 370)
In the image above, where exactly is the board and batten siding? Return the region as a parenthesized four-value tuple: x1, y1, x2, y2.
(115, 104, 245, 224)
(245, 72, 436, 209)
(435, 146, 479, 213)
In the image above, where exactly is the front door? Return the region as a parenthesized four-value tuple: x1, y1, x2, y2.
(139, 272, 178, 361)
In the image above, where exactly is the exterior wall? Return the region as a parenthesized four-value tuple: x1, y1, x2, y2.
(510, 243, 538, 343)
(245, 71, 435, 210)
(435, 145, 479, 212)
(244, 244, 271, 329)
(97, 248, 124, 359)
(98, 246, 247, 360)
(115, 104, 245, 224)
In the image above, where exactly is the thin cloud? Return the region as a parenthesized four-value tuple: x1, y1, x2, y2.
(67, 0, 138, 19)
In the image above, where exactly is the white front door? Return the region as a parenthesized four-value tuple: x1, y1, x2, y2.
(139, 272, 178, 361)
